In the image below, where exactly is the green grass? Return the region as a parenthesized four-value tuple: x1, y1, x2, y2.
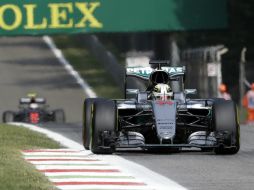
(0, 124, 61, 190)
(53, 35, 123, 99)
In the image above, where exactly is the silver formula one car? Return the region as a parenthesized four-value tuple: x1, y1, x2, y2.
(83, 60, 240, 154)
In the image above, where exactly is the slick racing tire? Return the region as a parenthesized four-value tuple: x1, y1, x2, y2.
(83, 98, 105, 150)
(212, 100, 240, 154)
(53, 109, 65, 123)
(91, 99, 117, 154)
(3, 111, 15, 123)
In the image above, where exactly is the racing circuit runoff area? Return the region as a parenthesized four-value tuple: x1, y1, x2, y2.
(0, 1, 254, 190)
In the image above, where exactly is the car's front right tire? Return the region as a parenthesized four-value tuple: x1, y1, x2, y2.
(53, 109, 65, 123)
(212, 100, 240, 154)
(3, 111, 15, 123)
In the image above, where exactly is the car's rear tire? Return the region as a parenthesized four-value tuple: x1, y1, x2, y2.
(83, 98, 106, 150)
(53, 109, 65, 123)
(3, 111, 15, 123)
(91, 100, 117, 154)
(212, 100, 240, 154)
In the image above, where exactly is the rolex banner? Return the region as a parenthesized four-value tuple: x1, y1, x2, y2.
(0, 0, 227, 35)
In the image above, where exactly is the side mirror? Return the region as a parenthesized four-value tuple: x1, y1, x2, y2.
(169, 73, 185, 80)
(137, 92, 148, 103)
(126, 89, 139, 95)
(43, 104, 49, 108)
(185, 89, 197, 95)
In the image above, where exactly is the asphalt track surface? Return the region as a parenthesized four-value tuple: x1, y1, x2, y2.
(1, 37, 254, 190)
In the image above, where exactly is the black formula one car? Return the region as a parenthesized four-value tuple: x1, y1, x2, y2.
(3, 94, 65, 124)
(83, 60, 240, 155)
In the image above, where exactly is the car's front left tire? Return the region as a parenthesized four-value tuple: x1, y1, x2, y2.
(83, 98, 106, 150)
(53, 109, 65, 123)
(90, 99, 117, 154)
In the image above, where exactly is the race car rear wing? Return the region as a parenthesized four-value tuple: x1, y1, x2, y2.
(125, 64, 186, 98)
(149, 60, 170, 69)
(126, 66, 186, 80)
(149, 60, 170, 65)
(19, 98, 46, 104)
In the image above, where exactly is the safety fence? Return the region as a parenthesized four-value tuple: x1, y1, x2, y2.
(181, 45, 227, 98)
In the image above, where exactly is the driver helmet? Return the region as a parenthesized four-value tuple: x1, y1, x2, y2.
(27, 92, 37, 103)
(29, 103, 39, 109)
(152, 84, 173, 100)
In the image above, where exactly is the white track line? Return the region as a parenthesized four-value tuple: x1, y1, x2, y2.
(25, 156, 98, 159)
(48, 178, 144, 183)
(44, 172, 132, 177)
(27, 161, 107, 165)
(35, 165, 119, 170)
(57, 185, 152, 190)
(13, 122, 187, 190)
(42, 35, 97, 98)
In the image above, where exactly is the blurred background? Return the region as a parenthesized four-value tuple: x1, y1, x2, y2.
(54, 0, 254, 104)
(0, 0, 253, 122)
(88, 0, 253, 103)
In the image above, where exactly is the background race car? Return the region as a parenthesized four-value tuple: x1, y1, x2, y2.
(83, 60, 240, 155)
(2, 95, 65, 124)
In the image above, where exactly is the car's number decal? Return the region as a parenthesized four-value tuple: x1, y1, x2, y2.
(30, 112, 39, 124)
